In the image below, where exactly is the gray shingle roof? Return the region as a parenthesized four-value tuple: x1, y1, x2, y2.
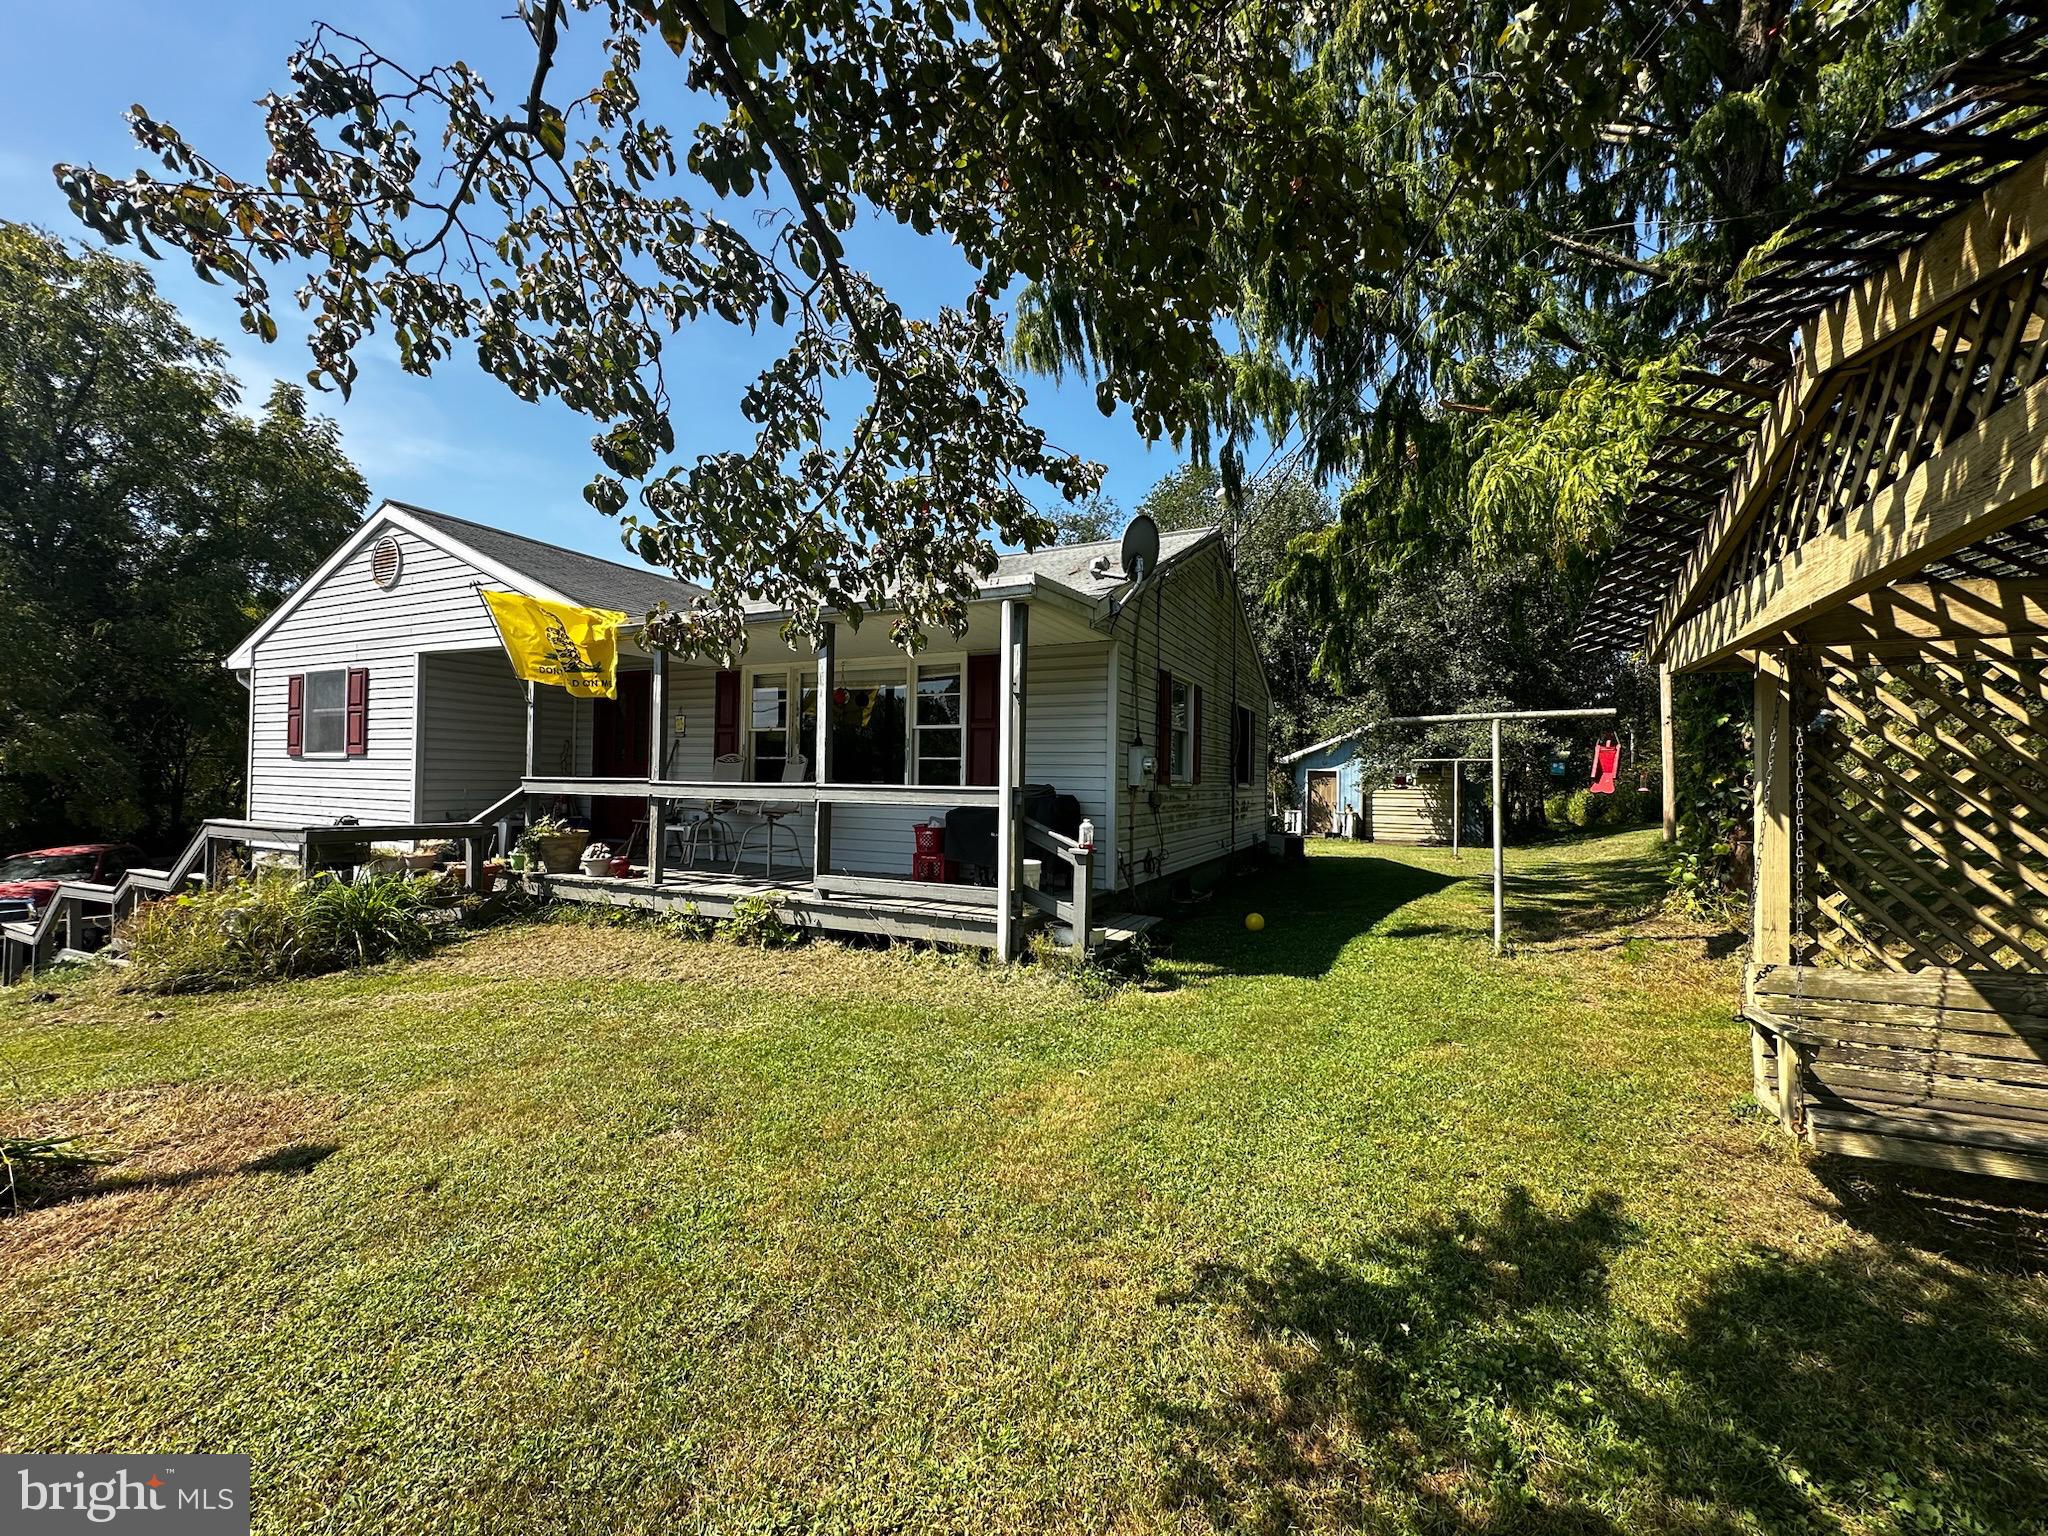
(395, 502, 705, 616)
(989, 525, 1218, 600)
(403, 499, 1217, 614)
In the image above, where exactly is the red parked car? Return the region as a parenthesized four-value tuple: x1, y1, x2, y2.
(0, 844, 143, 924)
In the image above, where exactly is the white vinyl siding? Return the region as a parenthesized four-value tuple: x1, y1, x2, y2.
(418, 650, 528, 820)
(1107, 543, 1270, 889)
(1023, 641, 1113, 891)
(248, 520, 505, 825)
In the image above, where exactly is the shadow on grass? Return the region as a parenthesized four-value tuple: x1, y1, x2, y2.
(1179, 855, 1460, 980)
(7, 1141, 338, 1214)
(1813, 1157, 2048, 1276)
(1155, 1186, 2048, 1532)
(1505, 851, 1674, 944)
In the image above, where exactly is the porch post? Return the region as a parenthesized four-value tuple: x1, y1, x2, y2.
(1752, 649, 1795, 969)
(814, 622, 835, 880)
(1659, 662, 1677, 843)
(995, 599, 1029, 960)
(524, 682, 538, 777)
(647, 650, 669, 882)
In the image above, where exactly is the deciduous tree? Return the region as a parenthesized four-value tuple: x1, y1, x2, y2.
(0, 224, 366, 848)
(58, 0, 1369, 655)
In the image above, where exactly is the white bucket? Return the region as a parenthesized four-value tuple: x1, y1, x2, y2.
(1022, 858, 1043, 890)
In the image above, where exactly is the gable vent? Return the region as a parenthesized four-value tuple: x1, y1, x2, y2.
(369, 535, 403, 590)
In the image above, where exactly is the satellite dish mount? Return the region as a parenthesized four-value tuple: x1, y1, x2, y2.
(1120, 513, 1161, 586)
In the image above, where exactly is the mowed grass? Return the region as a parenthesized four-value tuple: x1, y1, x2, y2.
(3, 830, 2046, 1534)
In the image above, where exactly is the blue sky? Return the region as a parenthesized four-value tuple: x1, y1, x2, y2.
(1, 1, 1203, 564)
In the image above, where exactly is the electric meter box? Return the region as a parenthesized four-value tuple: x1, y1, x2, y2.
(1127, 743, 1157, 788)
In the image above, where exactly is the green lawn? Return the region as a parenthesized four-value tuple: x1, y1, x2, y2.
(4, 831, 2046, 1534)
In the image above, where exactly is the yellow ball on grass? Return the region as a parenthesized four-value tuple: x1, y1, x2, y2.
(1244, 912, 1265, 932)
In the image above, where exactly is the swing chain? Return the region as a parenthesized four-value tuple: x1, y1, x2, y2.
(1752, 696, 1774, 926)
(1793, 686, 1808, 956)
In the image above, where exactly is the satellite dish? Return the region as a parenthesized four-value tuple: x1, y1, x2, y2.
(1120, 513, 1161, 582)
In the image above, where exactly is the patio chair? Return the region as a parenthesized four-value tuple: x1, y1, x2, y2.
(667, 753, 742, 868)
(733, 752, 808, 878)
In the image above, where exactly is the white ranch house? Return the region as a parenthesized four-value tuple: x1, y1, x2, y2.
(221, 500, 1272, 955)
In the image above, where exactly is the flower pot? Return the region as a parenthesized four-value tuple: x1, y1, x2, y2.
(533, 831, 589, 874)
(402, 850, 443, 872)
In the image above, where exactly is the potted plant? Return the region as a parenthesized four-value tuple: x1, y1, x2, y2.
(402, 840, 450, 872)
(518, 815, 589, 875)
(579, 840, 614, 877)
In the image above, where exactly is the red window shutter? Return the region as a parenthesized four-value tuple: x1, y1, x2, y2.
(286, 674, 304, 757)
(714, 669, 741, 758)
(1192, 684, 1203, 783)
(1155, 669, 1173, 786)
(345, 667, 370, 756)
(966, 652, 999, 786)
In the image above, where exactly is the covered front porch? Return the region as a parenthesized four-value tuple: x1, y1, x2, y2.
(515, 594, 1113, 957)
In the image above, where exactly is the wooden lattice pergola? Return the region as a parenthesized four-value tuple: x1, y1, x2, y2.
(1583, 0, 2048, 1181)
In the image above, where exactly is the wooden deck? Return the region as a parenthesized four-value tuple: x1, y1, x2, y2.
(540, 864, 1157, 954)
(543, 866, 1018, 949)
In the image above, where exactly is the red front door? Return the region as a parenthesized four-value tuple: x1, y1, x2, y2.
(590, 670, 650, 847)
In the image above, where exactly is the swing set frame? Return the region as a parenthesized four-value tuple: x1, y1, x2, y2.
(1380, 708, 1618, 955)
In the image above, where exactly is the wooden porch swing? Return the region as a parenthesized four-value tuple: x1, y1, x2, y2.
(1580, 2, 2048, 1180)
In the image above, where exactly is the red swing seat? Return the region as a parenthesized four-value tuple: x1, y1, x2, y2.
(1589, 740, 1620, 794)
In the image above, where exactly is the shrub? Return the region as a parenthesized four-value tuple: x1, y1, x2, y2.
(1543, 792, 1572, 829)
(123, 869, 442, 994)
(662, 901, 716, 941)
(288, 875, 438, 971)
(723, 893, 797, 948)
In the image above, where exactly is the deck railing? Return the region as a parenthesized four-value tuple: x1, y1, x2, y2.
(1, 817, 498, 985)
(519, 775, 1097, 956)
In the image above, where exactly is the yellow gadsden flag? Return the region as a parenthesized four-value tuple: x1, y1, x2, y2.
(481, 589, 629, 700)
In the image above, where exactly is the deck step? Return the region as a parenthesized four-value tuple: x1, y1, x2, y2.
(1050, 912, 1163, 952)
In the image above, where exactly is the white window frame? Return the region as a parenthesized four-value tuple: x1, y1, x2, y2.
(302, 667, 351, 759)
(741, 666, 795, 781)
(912, 662, 966, 787)
(1169, 677, 1194, 782)
(745, 651, 973, 787)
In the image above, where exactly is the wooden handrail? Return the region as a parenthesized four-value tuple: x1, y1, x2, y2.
(521, 776, 1003, 808)
(3, 816, 498, 984)
(1021, 817, 1088, 863)
(469, 785, 529, 825)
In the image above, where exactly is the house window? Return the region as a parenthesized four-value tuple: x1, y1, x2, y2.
(303, 668, 349, 757)
(748, 658, 968, 786)
(915, 666, 963, 786)
(832, 671, 908, 784)
(1169, 677, 1194, 782)
(748, 677, 790, 780)
(1233, 704, 1256, 786)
